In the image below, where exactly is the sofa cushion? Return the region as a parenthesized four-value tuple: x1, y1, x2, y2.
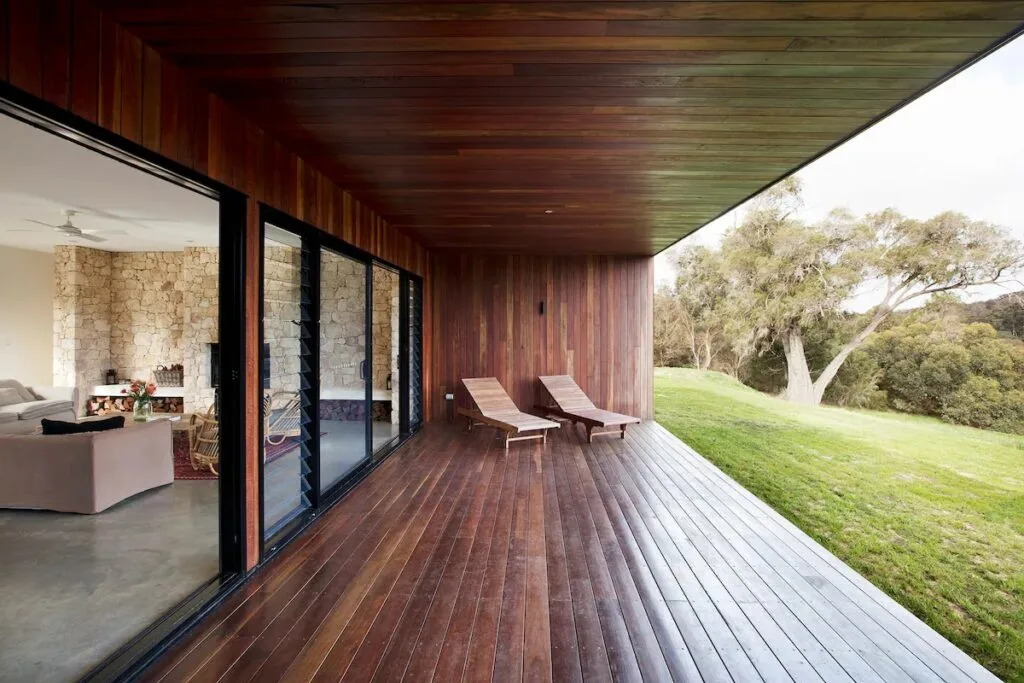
(0, 388, 23, 407)
(0, 379, 35, 403)
(0, 412, 16, 424)
(41, 415, 125, 435)
(0, 400, 74, 421)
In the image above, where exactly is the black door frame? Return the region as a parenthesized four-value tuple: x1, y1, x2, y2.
(0, 81, 248, 682)
(257, 205, 423, 563)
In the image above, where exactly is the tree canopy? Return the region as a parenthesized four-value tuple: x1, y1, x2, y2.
(658, 176, 1024, 410)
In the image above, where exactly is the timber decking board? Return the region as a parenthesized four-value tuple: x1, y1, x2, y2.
(140, 422, 999, 683)
(90, 1, 1024, 254)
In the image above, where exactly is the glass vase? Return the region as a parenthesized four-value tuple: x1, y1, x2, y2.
(133, 399, 154, 421)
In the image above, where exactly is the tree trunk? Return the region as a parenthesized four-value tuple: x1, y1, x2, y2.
(810, 312, 888, 400)
(781, 328, 818, 404)
(700, 336, 713, 370)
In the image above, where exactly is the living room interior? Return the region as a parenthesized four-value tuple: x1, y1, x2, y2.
(0, 111, 222, 682)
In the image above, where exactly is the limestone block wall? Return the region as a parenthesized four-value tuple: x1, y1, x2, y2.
(263, 246, 395, 399)
(109, 252, 184, 382)
(320, 251, 367, 392)
(264, 244, 302, 395)
(53, 246, 111, 415)
(183, 247, 219, 412)
(370, 266, 397, 394)
(389, 274, 401, 425)
(53, 245, 220, 415)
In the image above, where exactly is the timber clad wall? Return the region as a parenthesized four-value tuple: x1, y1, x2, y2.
(427, 253, 654, 421)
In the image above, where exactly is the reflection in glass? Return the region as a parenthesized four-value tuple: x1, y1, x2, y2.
(372, 264, 402, 453)
(319, 248, 371, 491)
(261, 225, 309, 538)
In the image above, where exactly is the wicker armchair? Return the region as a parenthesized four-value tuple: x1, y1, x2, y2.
(188, 404, 220, 475)
(264, 391, 301, 446)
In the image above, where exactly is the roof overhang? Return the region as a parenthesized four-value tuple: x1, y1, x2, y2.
(98, 2, 1024, 255)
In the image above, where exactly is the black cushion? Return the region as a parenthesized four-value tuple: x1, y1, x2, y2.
(40, 416, 126, 435)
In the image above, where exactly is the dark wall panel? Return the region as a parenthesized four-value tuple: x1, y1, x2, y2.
(426, 253, 654, 422)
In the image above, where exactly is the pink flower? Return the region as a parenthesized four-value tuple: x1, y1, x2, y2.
(120, 388, 127, 395)
(146, 384, 157, 396)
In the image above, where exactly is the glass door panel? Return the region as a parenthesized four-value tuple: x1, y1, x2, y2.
(319, 247, 370, 492)
(262, 225, 310, 540)
(372, 264, 402, 454)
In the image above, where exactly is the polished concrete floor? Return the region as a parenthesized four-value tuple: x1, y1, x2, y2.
(0, 481, 218, 683)
(264, 419, 400, 536)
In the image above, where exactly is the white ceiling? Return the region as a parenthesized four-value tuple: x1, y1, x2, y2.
(0, 113, 218, 253)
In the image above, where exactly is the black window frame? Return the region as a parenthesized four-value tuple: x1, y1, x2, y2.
(257, 204, 423, 563)
(0, 80, 249, 683)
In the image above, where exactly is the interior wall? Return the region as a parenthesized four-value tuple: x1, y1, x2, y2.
(263, 243, 301, 396)
(0, 246, 54, 387)
(182, 247, 218, 412)
(52, 244, 111, 415)
(426, 253, 654, 421)
(109, 251, 184, 382)
(320, 250, 369, 392)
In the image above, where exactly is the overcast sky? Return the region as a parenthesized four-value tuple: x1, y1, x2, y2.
(655, 35, 1024, 310)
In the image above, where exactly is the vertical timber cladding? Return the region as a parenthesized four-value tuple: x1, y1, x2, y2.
(0, 0, 428, 569)
(426, 252, 654, 423)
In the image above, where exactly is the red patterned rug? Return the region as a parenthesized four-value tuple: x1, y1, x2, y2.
(265, 436, 302, 465)
(172, 431, 217, 481)
(171, 432, 324, 479)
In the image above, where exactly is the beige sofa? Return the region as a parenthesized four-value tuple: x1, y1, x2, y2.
(0, 380, 78, 434)
(0, 420, 174, 513)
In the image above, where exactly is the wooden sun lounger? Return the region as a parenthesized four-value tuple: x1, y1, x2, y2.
(537, 375, 641, 442)
(458, 377, 560, 449)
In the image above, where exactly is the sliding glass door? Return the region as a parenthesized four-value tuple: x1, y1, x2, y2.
(260, 208, 421, 554)
(261, 225, 312, 539)
(319, 247, 371, 492)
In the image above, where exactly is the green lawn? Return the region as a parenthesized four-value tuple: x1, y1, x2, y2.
(654, 367, 1024, 682)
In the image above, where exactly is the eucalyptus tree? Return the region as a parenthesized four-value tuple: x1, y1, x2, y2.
(720, 177, 1024, 404)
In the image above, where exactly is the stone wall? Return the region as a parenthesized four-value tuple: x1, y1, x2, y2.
(389, 273, 401, 425)
(320, 250, 369, 393)
(370, 266, 397, 393)
(109, 252, 184, 383)
(53, 246, 219, 415)
(264, 244, 302, 395)
(53, 242, 396, 416)
(53, 246, 111, 415)
(183, 248, 219, 412)
(263, 247, 396, 397)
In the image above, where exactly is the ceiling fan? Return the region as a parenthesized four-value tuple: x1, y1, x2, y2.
(17, 209, 118, 243)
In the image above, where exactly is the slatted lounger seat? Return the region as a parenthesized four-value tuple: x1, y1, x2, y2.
(458, 377, 559, 449)
(537, 375, 641, 442)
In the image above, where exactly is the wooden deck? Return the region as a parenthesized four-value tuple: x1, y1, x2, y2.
(142, 422, 997, 682)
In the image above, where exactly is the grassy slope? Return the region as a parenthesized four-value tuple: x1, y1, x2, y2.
(654, 367, 1024, 682)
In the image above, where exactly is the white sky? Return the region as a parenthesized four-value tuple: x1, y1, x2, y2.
(655, 35, 1024, 311)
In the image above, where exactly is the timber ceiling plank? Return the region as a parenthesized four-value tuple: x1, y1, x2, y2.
(94, 0, 1024, 255)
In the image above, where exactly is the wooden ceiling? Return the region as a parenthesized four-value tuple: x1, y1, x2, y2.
(96, 1, 1024, 255)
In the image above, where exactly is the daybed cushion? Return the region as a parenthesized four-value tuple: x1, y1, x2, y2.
(0, 399, 75, 421)
(0, 379, 35, 403)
